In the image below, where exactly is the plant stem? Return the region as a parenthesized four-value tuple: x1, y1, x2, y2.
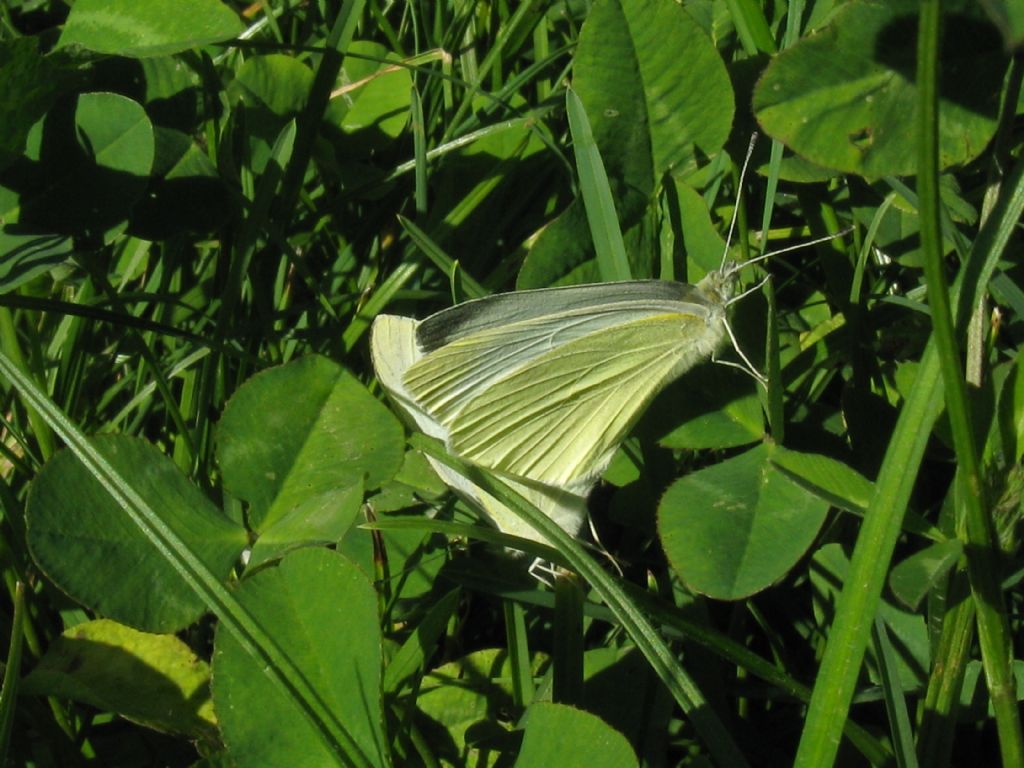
(915, 1, 1024, 764)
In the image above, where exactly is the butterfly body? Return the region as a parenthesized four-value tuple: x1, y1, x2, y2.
(370, 267, 739, 545)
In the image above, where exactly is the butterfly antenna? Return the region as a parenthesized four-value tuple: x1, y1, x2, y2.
(725, 227, 855, 283)
(760, 227, 854, 261)
(720, 133, 760, 271)
(725, 250, 773, 279)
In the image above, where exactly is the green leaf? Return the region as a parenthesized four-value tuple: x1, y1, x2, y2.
(753, 0, 1003, 178)
(217, 356, 404, 560)
(658, 444, 828, 600)
(514, 702, 639, 768)
(671, 178, 727, 280)
(810, 543, 930, 690)
(234, 54, 313, 117)
(415, 433, 749, 766)
(573, 0, 734, 183)
(26, 436, 247, 632)
(382, 588, 460, 695)
(58, 0, 245, 58)
(769, 446, 874, 515)
(0, 351, 376, 767)
(416, 648, 529, 761)
(959, 660, 1024, 718)
(994, 353, 1024, 464)
(249, 480, 365, 569)
(566, 86, 631, 283)
(338, 510, 447, 613)
(212, 547, 387, 768)
(519, 0, 733, 287)
(889, 539, 963, 611)
(979, 0, 1024, 48)
(327, 41, 412, 149)
(518, 200, 658, 288)
(417, 112, 549, 287)
(367, 448, 447, 513)
(137, 56, 203, 131)
(870, 618, 919, 768)
(581, 647, 672, 757)
(20, 619, 217, 743)
(646, 365, 764, 451)
(227, 55, 313, 177)
(1, 582, 26, 762)
(0, 92, 154, 236)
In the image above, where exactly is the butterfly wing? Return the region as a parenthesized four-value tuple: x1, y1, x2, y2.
(374, 279, 728, 543)
(369, 314, 448, 439)
(405, 281, 716, 426)
(447, 311, 725, 488)
(370, 313, 589, 543)
(415, 279, 710, 350)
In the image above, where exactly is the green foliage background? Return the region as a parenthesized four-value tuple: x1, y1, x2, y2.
(1, 0, 1024, 766)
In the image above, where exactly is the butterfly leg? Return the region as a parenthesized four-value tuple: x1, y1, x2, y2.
(716, 315, 768, 386)
(528, 557, 559, 587)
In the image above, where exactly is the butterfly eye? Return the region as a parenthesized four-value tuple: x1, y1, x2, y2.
(724, 271, 739, 294)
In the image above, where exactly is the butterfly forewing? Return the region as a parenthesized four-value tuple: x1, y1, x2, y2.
(446, 312, 725, 488)
(415, 280, 712, 350)
(405, 292, 712, 425)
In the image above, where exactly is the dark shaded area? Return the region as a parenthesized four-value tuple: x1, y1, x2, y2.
(0, 95, 149, 237)
(876, 10, 1005, 121)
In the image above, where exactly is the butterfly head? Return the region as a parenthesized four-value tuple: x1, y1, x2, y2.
(697, 262, 739, 307)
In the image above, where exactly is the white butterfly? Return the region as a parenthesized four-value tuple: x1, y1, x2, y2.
(369, 263, 757, 546)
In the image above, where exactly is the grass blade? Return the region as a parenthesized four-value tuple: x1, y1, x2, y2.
(793, 26, 1024, 761)
(412, 433, 750, 767)
(0, 582, 25, 765)
(565, 86, 632, 282)
(0, 353, 379, 768)
(871, 618, 920, 768)
(914, 2, 1023, 762)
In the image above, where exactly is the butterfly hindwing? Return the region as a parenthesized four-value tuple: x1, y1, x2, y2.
(370, 313, 590, 541)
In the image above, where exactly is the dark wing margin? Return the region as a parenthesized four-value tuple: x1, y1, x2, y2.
(415, 279, 711, 352)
